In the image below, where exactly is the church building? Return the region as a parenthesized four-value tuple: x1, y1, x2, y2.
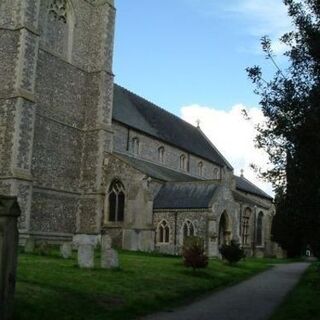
(0, 0, 275, 257)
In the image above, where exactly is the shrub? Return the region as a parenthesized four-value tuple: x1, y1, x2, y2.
(35, 241, 50, 256)
(182, 236, 208, 271)
(219, 240, 245, 265)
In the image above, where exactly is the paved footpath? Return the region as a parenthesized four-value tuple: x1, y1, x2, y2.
(141, 262, 310, 320)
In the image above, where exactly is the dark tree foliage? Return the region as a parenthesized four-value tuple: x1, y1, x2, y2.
(219, 241, 245, 265)
(247, 0, 320, 257)
(182, 236, 208, 271)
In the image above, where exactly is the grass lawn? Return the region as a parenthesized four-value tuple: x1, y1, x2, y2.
(270, 261, 320, 320)
(15, 250, 283, 320)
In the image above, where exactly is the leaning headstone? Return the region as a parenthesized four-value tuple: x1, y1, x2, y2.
(0, 196, 21, 320)
(24, 237, 35, 253)
(101, 234, 112, 251)
(60, 242, 72, 259)
(101, 248, 119, 269)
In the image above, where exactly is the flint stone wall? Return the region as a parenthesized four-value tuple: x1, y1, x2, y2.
(0, 0, 116, 241)
(112, 122, 222, 180)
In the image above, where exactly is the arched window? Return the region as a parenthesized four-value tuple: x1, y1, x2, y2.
(108, 180, 125, 222)
(182, 220, 195, 239)
(256, 212, 264, 246)
(132, 137, 139, 155)
(158, 146, 165, 163)
(180, 154, 187, 171)
(213, 168, 219, 179)
(242, 207, 252, 246)
(157, 220, 170, 243)
(43, 0, 75, 61)
(198, 161, 203, 176)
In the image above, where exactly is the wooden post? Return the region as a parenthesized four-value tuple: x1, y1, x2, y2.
(0, 196, 21, 320)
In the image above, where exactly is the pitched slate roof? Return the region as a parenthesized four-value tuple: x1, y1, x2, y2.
(113, 84, 233, 169)
(114, 152, 200, 182)
(232, 191, 271, 209)
(154, 182, 218, 209)
(235, 175, 273, 200)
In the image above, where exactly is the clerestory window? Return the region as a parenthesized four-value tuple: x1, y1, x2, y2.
(180, 154, 187, 171)
(158, 146, 165, 163)
(198, 161, 203, 176)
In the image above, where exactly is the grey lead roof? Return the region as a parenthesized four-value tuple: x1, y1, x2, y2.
(154, 182, 218, 209)
(235, 176, 273, 200)
(232, 191, 271, 209)
(112, 84, 233, 169)
(114, 152, 200, 182)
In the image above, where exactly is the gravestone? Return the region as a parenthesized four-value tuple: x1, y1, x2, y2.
(101, 234, 119, 269)
(0, 196, 21, 320)
(77, 235, 95, 268)
(24, 238, 35, 253)
(101, 248, 119, 269)
(60, 242, 72, 259)
(78, 244, 94, 268)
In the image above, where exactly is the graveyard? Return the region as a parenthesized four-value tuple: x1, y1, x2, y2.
(14, 249, 275, 320)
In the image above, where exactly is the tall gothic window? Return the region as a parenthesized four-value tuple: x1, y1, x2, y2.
(158, 146, 165, 163)
(242, 208, 252, 246)
(198, 162, 203, 176)
(182, 220, 195, 239)
(256, 212, 264, 246)
(43, 0, 74, 60)
(108, 180, 125, 222)
(180, 154, 187, 171)
(132, 137, 139, 155)
(157, 220, 170, 243)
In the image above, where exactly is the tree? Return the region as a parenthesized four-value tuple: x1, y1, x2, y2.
(246, 0, 320, 257)
(182, 236, 208, 271)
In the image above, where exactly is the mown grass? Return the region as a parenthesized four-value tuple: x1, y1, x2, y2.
(15, 250, 282, 320)
(270, 261, 320, 320)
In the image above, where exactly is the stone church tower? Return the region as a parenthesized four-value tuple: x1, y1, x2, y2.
(0, 0, 115, 241)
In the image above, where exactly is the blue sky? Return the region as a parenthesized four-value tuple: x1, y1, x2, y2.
(113, 0, 291, 113)
(113, 0, 292, 194)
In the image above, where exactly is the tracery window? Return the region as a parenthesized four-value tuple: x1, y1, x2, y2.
(256, 212, 264, 246)
(158, 146, 165, 163)
(43, 0, 74, 61)
(49, 0, 67, 23)
(108, 180, 125, 222)
(180, 154, 187, 171)
(183, 220, 195, 238)
(132, 137, 140, 155)
(241, 207, 251, 246)
(198, 161, 203, 176)
(157, 220, 170, 243)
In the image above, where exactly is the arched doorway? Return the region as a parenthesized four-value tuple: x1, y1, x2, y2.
(218, 211, 231, 246)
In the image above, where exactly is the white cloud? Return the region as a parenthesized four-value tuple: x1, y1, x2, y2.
(185, 0, 292, 55)
(180, 103, 274, 196)
(226, 0, 292, 54)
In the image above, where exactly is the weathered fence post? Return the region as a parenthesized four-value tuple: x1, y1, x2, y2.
(0, 196, 21, 320)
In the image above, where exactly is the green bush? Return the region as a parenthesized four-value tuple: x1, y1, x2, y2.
(182, 236, 208, 271)
(219, 240, 245, 265)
